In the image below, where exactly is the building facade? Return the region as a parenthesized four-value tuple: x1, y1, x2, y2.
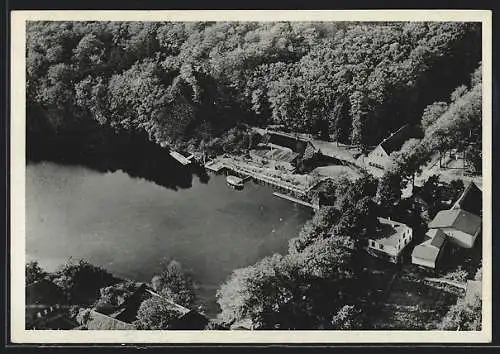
(367, 217, 413, 263)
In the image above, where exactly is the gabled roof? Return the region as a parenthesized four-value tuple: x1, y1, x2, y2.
(412, 244, 440, 262)
(426, 228, 448, 248)
(266, 131, 316, 155)
(265, 144, 300, 163)
(86, 310, 136, 330)
(111, 283, 151, 323)
(378, 124, 410, 155)
(452, 182, 482, 216)
(428, 209, 482, 236)
(26, 279, 67, 306)
(412, 229, 447, 262)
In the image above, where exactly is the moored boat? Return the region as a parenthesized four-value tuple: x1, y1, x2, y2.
(226, 175, 244, 190)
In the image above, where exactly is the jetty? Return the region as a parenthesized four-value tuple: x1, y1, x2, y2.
(273, 192, 319, 210)
(205, 157, 309, 196)
(170, 151, 194, 166)
(205, 159, 227, 173)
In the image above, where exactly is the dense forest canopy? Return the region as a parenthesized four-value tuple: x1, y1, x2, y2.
(27, 21, 481, 153)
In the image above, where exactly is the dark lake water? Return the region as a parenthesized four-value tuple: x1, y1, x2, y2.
(26, 161, 311, 315)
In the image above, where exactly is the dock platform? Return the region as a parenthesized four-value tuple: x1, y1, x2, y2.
(170, 151, 193, 165)
(272, 192, 319, 210)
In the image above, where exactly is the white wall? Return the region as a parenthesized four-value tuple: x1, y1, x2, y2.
(412, 256, 435, 269)
(368, 226, 412, 257)
(367, 146, 389, 169)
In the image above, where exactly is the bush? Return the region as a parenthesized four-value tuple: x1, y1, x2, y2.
(443, 266, 469, 282)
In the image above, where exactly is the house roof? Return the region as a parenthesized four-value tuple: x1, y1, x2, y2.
(452, 182, 482, 216)
(428, 209, 482, 236)
(426, 228, 448, 248)
(86, 310, 137, 330)
(266, 144, 300, 163)
(378, 124, 410, 155)
(412, 244, 440, 262)
(266, 131, 316, 155)
(111, 283, 151, 323)
(26, 279, 67, 306)
(371, 217, 410, 246)
(412, 229, 447, 262)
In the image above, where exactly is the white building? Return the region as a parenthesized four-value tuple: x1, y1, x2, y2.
(365, 125, 410, 171)
(367, 217, 413, 263)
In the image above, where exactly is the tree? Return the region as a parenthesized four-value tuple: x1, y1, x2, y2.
(217, 236, 356, 330)
(420, 174, 442, 216)
(52, 259, 116, 305)
(26, 21, 481, 155)
(93, 281, 138, 313)
(153, 259, 196, 308)
(26, 261, 47, 285)
(450, 85, 468, 102)
(438, 296, 482, 331)
(421, 102, 448, 131)
(135, 295, 181, 330)
(377, 170, 404, 211)
(288, 206, 340, 253)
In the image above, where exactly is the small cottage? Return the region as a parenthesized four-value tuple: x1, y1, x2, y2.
(367, 217, 413, 263)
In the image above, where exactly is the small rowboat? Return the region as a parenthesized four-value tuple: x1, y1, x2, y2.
(226, 175, 244, 190)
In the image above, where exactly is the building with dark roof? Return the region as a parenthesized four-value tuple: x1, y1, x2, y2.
(83, 283, 208, 330)
(428, 209, 481, 248)
(451, 182, 482, 216)
(365, 124, 410, 170)
(260, 130, 319, 170)
(412, 181, 482, 268)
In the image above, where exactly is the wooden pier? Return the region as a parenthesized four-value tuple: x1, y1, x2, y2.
(170, 151, 194, 165)
(205, 157, 308, 196)
(272, 192, 319, 210)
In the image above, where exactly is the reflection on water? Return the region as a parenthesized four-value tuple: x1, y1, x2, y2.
(26, 162, 311, 315)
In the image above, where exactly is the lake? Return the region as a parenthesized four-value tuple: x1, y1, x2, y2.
(26, 161, 312, 315)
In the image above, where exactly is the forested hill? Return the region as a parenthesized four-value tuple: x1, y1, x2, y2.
(27, 21, 481, 153)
